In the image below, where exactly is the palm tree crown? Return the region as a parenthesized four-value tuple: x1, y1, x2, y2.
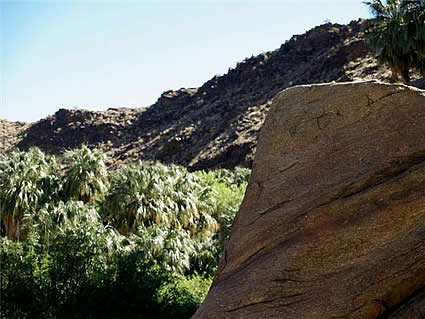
(102, 161, 217, 236)
(0, 148, 59, 240)
(364, 0, 425, 82)
(61, 145, 109, 204)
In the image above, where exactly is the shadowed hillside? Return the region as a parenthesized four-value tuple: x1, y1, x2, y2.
(2, 20, 419, 169)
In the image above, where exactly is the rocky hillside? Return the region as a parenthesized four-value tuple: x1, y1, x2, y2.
(1, 20, 421, 169)
(0, 120, 29, 153)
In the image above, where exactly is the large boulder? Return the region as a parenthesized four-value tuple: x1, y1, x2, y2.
(194, 81, 425, 318)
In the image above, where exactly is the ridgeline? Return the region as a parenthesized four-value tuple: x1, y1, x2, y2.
(1, 20, 421, 170)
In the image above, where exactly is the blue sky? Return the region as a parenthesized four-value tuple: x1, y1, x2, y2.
(1, 0, 370, 122)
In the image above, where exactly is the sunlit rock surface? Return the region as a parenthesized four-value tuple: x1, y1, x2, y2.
(194, 82, 425, 318)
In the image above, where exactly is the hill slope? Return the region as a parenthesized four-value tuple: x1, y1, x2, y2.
(1, 20, 416, 169)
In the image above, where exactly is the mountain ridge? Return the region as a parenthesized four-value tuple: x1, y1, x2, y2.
(1, 19, 419, 170)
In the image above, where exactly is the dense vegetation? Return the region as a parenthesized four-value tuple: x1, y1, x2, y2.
(364, 0, 425, 82)
(0, 146, 250, 319)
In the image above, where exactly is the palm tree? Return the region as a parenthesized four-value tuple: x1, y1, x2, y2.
(23, 199, 127, 253)
(0, 148, 60, 240)
(61, 145, 109, 204)
(130, 226, 198, 273)
(364, 0, 425, 82)
(101, 161, 220, 273)
(102, 161, 218, 237)
(407, 0, 425, 58)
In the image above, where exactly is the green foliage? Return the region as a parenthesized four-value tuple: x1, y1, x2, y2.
(0, 223, 209, 318)
(61, 145, 109, 204)
(102, 161, 223, 274)
(363, 0, 425, 82)
(0, 231, 164, 319)
(195, 167, 250, 270)
(130, 226, 198, 274)
(0, 148, 250, 318)
(0, 235, 52, 318)
(103, 161, 217, 236)
(157, 275, 213, 318)
(0, 148, 60, 239)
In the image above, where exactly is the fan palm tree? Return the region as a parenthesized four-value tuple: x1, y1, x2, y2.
(130, 226, 198, 273)
(61, 145, 109, 204)
(102, 161, 220, 272)
(102, 161, 218, 237)
(407, 0, 425, 57)
(24, 201, 97, 246)
(23, 199, 127, 253)
(0, 148, 60, 240)
(364, 0, 425, 82)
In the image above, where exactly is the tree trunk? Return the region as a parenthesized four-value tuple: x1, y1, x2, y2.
(390, 65, 410, 83)
(2, 215, 17, 240)
(401, 67, 410, 83)
(2, 215, 25, 241)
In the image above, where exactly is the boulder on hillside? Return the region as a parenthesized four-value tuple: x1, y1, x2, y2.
(194, 81, 425, 318)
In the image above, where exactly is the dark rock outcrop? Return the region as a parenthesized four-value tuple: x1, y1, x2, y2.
(194, 82, 425, 318)
(15, 108, 141, 165)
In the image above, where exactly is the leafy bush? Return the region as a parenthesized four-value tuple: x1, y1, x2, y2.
(0, 234, 52, 318)
(157, 275, 213, 318)
(0, 225, 162, 318)
(194, 167, 250, 272)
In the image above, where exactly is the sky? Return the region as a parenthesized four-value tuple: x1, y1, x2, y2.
(1, 0, 371, 123)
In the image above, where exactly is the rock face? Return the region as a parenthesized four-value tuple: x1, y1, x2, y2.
(194, 82, 425, 318)
(0, 120, 29, 153)
(15, 108, 141, 166)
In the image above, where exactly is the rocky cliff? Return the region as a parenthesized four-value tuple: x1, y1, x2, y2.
(1, 20, 421, 169)
(194, 81, 425, 318)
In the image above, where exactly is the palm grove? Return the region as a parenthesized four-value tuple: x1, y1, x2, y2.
(0, 146, 250, 318)
(1, 1, 425, 319)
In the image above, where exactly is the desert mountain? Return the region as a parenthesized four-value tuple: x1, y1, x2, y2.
(1, 20, 421, 169)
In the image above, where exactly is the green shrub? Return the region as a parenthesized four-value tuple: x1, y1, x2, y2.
(0, 234, 52, 318)
(156, 275, 212, 318)
(194, 167, 250, 273)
